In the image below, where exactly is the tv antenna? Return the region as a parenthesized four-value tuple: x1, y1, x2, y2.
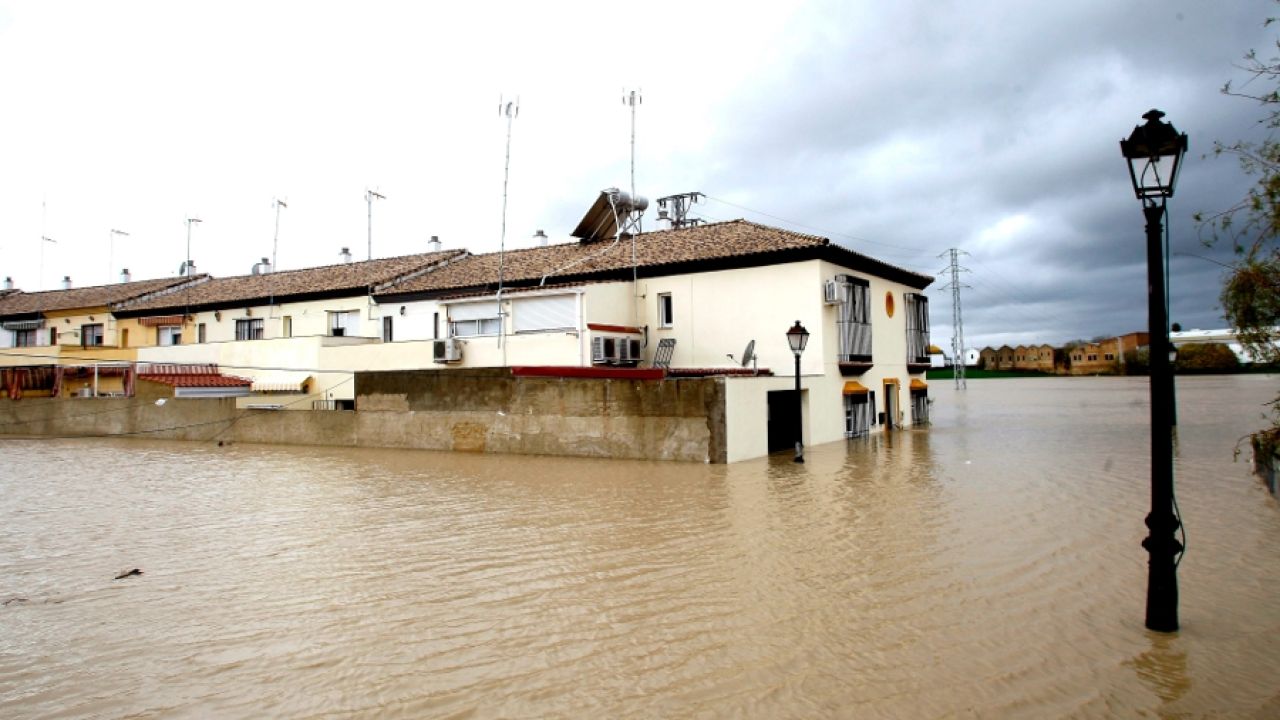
(185, 217, 201, 277)
(365, 189, 385, 261)
(272, 198, 287, 271)
(108, 229, 129, 284)
(656, 192, 705, 229)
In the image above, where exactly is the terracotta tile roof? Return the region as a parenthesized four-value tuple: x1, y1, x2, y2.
(0, 276, 205, 318)
(116, 250, 466, 314)
(379, 220, 931, 297)
(136, 364, 252, 387)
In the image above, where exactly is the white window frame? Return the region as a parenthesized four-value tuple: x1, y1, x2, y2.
(447, 301, 502, 338)
(658, 292, 674, 328)
(157, 325, 182, 346)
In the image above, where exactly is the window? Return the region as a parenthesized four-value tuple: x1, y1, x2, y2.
(382, 316, 393, 343)
(911, 389, 930, 425)
(157, 325, 182, 346)
(13, 329, 35, 347)
(81, 324, 104, 348)
(513, 295, 576, 333)
(658, 293, 674, 328)
(198, 323, 207, 344)
(282, 316, 292, 338)
(448, 302, 501, 337)
(904, 293, 930, 364)
(835, 276, 872, 362)
(844, 393, 873, 438)
(49, 328, 57, 346)
(329, 311, 358, 337)
(235, 318, 264, 341)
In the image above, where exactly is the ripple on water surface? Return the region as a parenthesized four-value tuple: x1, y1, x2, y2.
(1, 375, 1279, 718)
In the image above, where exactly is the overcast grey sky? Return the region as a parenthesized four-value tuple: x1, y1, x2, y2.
(0, 1, 1271, 349)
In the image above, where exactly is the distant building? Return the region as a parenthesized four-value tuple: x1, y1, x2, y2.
(1170, 328, 1279, 363)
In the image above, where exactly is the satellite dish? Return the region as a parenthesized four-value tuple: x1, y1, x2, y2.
(740, 340, 756, 368)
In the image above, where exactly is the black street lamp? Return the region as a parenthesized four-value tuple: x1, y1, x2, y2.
(1120, 108, 1187, 633)
(786, 320, 810, 463)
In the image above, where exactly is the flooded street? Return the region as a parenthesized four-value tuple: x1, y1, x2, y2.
(1, 375, 1279, 718)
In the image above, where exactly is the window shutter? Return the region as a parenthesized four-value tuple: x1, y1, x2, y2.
(513, 295, 576, 332)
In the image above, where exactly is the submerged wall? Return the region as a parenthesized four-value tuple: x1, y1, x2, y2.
(0, 369, 728, 463)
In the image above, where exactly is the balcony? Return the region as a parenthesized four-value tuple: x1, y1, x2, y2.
(837, 322, 873, 376)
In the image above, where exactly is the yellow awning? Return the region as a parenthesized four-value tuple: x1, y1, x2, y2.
(251, 372, 312, 393)
(842, 381, 869, 395)
(910, 378, 928, 391)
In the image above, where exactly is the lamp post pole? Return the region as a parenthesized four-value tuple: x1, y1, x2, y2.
(1120, 108, 1187, 633)
(786, 320, 810, 464)
(1142, 200, 1180, 633)
(794, 350, 804, 463)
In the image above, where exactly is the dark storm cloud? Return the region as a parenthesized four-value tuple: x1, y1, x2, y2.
(673, 1, 1272, 349)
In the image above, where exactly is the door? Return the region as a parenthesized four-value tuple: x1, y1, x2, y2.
(883, 381, 899, 430)
(767, 389, 800, 454)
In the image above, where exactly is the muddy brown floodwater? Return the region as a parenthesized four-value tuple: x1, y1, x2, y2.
(1, 375, 1279, 718)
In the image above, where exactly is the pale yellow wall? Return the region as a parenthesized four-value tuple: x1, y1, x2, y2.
(137, 335, 354, 404)
(634, 261, 827, 373)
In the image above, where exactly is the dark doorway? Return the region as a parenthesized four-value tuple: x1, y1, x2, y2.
(767, 389, 800, 454)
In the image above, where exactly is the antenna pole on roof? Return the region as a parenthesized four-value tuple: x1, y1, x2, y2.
(623, 88, 642, 325)
(497, 95, 519, 351)
(271, 198, 287, 310)
(365, 189, 385, 261)
(108, 229, 129, 284)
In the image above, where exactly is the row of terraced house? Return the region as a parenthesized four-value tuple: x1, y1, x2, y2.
(976, 333, 1150, 375)
(0, 199, 935, 462)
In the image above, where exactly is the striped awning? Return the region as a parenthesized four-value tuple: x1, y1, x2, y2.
(842, 381, 869, 395)
(251, 372, 312, 393)
(1, 319, 44, 331)
(138, 315, 186, 327)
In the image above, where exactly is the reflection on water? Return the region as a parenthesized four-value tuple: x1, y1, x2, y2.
(1, 375, 1278, 718)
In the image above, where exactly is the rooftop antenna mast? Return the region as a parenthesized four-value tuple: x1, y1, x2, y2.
(184, 217, 201, 277)
(623, 88, 642, 324)
(365, 189, 385, 261)
(272, 198, 287, 271)
(938, 248, 971, 389)
(108, 229, 129, 284)
(496, 95, 520, 356)
(270, 198, 287, 311)
(497, 95, 519, 300)
(656, 192, 705, 229)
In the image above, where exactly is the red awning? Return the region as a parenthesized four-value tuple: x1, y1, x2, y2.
(138, 315, 186, 327)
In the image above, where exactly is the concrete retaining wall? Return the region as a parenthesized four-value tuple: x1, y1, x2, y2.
(0, 369, 728, 463)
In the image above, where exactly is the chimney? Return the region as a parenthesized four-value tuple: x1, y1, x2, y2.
(119, 268, 131, 284)
(185, 261, 197, 277)
(260, 257, 271, 274)
(2, 277, 12, 290)
(428, 235, 442, 253)
(534, 229, 548, 247)
(340, 247, 352, 264)
(61, 276, 72, 290)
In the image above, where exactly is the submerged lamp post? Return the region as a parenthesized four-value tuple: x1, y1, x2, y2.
(786, 320, 810, 463)
(1120, 108, 1187, 633)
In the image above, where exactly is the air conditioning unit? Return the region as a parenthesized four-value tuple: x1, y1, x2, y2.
(618, 338, 642, 367)
(433, 338, 462, 363)
(823, 279, 841, 305)
(592, 336, 622, 365)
